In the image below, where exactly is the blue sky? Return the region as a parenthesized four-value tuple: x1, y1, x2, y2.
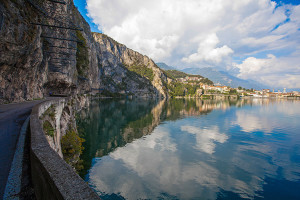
(272, 0, 300, 5)
(75, 0, 300, 89)
(73, 0, 101, 32)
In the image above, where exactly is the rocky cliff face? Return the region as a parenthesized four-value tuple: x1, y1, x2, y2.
(39, 96, 90, 169)
(0, 0, 169, 103)
(92, 33, 170, 98)
(0, 0, 45, 103)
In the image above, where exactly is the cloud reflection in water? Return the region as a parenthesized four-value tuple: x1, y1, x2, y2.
(82, 99, 300, 200)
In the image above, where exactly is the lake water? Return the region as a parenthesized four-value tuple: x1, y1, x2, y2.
(77, 98, 300, 200)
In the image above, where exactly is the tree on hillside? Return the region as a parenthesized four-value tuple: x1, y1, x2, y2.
(229, 89, 237, 94)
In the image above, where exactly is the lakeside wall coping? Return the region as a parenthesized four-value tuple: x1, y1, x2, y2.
(30, 98, 100, 200)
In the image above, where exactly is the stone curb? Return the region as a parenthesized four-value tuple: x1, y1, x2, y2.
(30, 98, 100, 200)
(3, 116, 30, 200)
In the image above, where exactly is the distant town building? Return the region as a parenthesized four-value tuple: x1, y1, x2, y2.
(262, 89, 270, 93)
(196, 89, 203, 97)
(177, 76, 203, 83)
(205, 85, 229, 93)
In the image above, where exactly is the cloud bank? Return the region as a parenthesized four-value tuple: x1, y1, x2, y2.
(86, 0, 300, 88)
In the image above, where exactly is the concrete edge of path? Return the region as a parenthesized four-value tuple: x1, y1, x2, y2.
(3, 116, 30, 200)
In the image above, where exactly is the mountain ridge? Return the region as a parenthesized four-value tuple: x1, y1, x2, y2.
(156, 62, 177, 70)
(183, 67, 267, 89)
(156, 62, 267, 89)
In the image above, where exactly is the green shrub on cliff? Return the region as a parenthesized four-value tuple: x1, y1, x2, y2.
(127, 65, 154, 81)
(40, 105, 56, 121)
(61, 128, 85, 170)
(43, 121, 55, 137)
(76, 30, 89, 77)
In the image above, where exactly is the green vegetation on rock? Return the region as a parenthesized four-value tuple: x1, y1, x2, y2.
(206, 90, 221, 94)
(165, 70, 203, 79)
(61, 128, 85, 171)
(98, 89, 126, 98)
(168, 82, 186, 96)
(40, 105, 56, 121)
(76, 30, 89, 77)
(185, 84, 199, 96)
(43, 121, 55, 137)
(127, 65, 154, 81)
(201, 78, 214, 85)
(165, 70, 189, 79)
(164, 70, 213, 85)
(201, 95, 212, 99)
(125, 70, 152, 89)
(167, 82, 200, 97)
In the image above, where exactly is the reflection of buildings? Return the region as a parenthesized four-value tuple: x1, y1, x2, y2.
(241, 88, 300, 98)
(203, 85, 229, 93)
(165, 99, 240, 118)
(86, 99, 300, 200)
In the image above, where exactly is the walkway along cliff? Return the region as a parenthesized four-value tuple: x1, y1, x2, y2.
(0, 0, 170, 104)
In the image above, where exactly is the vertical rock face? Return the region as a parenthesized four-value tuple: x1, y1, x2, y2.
(37, 97, 89, 171)
(92, 33, 169, 98)
(0, 0, 45, 103)
(0, 0, 170, 103)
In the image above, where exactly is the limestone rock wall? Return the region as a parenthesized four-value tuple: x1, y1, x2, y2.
(38, 96, 89, 165)
(0, 0, 45, 103)
(38, 99, 71, 157)
(0, 0, 170, 103)
(92, 33, 170, 98)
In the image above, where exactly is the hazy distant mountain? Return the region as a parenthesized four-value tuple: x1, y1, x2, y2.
(183, 68, 267, 90)
(156, 62, 177, 70)
(164, 69, 214, 85)
(156, 63, 268, 89)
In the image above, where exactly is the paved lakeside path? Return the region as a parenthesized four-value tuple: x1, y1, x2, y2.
(0, 100, 45, 199)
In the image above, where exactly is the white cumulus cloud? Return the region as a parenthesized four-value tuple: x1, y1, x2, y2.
(182, 33, 233, 64)
(234, 54, 300, 88)
(86, 0, 300, 88)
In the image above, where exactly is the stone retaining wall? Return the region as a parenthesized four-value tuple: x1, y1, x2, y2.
(30, 98, 100, 200)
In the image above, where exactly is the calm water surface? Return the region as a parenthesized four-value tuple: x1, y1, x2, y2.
(77, 98, 300, 200)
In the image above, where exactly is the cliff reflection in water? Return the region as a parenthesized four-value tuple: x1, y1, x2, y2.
(77, 98, 238, 177)
(77, 98, 300, 200)
(77, 99, 158, 176)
